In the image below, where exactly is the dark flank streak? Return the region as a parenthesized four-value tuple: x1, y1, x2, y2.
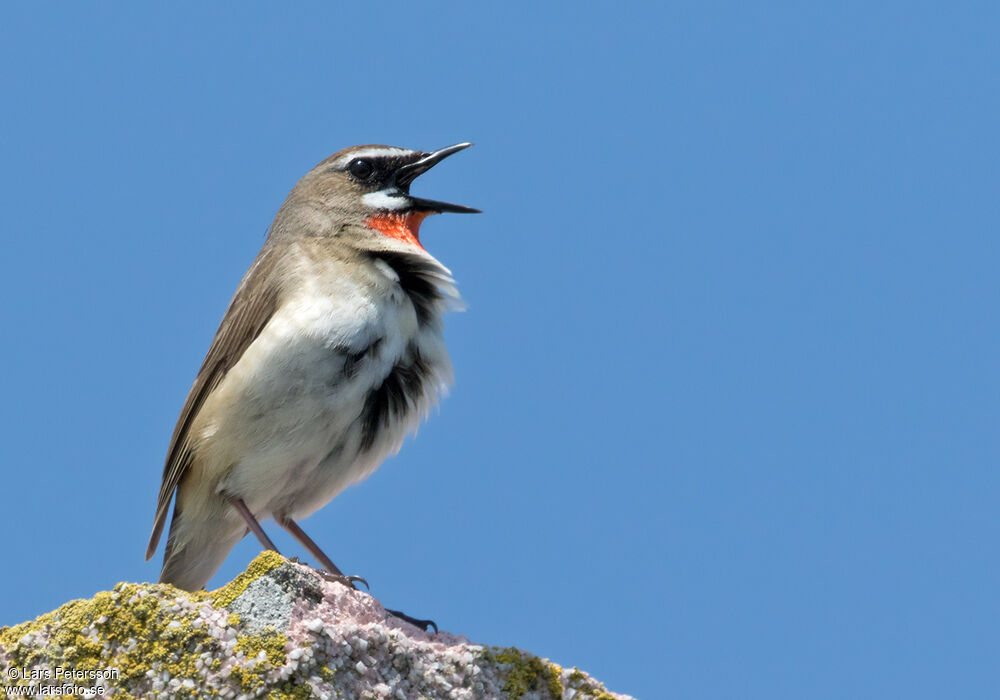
(360, 344, 433, 451)
(357, 252, 446, 450)
(342, 337, 383, 379)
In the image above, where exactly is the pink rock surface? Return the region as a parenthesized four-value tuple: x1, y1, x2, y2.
(0, 552, 634, 699)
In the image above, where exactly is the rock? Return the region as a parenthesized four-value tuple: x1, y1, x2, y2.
(0, 552, 632, 699)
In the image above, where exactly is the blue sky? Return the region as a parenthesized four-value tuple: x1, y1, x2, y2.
(1, 3, 997, 698)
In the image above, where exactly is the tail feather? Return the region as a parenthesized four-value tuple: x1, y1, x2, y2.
(159, 504, 246, 591)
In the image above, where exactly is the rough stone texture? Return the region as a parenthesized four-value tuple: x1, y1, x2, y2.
(0, 552, 633, 699)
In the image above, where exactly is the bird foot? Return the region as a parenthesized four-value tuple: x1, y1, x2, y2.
(317, 569, 369, 591)
(385, 608, 438, 634)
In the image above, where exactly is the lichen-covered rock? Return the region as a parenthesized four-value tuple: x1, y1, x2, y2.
(0, 552, 632, 699)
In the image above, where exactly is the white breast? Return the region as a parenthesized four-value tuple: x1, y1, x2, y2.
(198, 249, 457, 521)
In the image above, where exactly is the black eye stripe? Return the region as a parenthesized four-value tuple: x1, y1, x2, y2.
(341, 154, 418, 182)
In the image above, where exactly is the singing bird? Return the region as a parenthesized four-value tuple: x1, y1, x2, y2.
(147, 143, 477, 622)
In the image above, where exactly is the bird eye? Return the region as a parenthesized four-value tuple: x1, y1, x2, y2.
(348, 159, 375, 180)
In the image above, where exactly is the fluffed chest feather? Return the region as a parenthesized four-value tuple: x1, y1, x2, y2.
(201, 251, 457, 517)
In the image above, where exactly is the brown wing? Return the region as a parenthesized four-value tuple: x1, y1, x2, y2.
(146, 247, 282, 559)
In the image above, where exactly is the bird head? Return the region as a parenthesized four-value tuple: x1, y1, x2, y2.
(275, 143, 479, 251)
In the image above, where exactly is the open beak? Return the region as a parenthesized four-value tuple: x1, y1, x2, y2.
(395, 143, 481, 214)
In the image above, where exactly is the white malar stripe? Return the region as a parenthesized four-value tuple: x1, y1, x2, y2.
(361, 188, 410, 210)
(332, 147, 414, 168)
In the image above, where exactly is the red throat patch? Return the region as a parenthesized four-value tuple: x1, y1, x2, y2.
(364, 211, 431, 249)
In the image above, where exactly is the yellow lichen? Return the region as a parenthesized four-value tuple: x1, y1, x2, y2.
(269, 682, 316, 700)
(234, 626, 287, 668)
(0, 556, 619, 699)
(483, 647, 564, 699)
(0, 583, 218, 699)
(209, 550, 287, 608)
(565, 666, 616, 699)
(318, 664, 337, 683)
(226, 625, 288, 693)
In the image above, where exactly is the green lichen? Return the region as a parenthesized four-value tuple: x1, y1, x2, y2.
(483, 647, 564, 699)
(209, 550, 286, 608)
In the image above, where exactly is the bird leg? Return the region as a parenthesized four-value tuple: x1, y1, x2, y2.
(274, 514, 437, 633)
(228, 496, 281, 552)
(274, 514, 368, 590)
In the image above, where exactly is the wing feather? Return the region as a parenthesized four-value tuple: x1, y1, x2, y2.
(145, 248, 282, 559)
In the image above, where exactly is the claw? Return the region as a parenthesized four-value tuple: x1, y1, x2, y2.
(317, 570, 362, 589)
(312, 567, 368, 590)
(385, 608, 438, 634)
(346, 575, 370, 591)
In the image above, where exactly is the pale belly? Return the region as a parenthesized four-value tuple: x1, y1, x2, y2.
(186, 266, 453, 521)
